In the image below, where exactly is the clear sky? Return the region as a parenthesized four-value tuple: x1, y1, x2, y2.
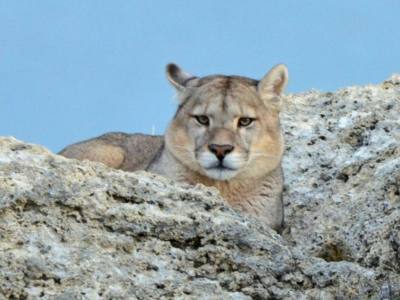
(1, 1, 399, 152)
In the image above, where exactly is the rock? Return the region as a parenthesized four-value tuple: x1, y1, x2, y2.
(281, 76, 400, 298)
(0, 75, 399, 299)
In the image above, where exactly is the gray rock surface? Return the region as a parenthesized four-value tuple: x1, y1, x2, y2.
(0, 75, 399, 299)
(281, 75, 400, 291)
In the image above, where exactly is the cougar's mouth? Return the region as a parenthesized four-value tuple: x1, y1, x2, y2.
(202, 160, 240, 180)
(205, 161, 237, 171)
(197, 151, 244, 180)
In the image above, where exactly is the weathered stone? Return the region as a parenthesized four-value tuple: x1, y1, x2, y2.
(281, 74, 400, 298)
(0, 75, 399, 299)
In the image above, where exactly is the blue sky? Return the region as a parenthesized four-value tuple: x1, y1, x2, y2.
(1, 1, 399, 152)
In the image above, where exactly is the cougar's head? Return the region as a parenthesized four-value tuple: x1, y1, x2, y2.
(165, 63, 288, 181)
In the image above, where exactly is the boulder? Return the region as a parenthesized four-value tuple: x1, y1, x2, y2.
(0, 75, 399, 299)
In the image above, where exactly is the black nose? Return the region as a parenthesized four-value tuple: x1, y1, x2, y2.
(208, 144, 234, 161)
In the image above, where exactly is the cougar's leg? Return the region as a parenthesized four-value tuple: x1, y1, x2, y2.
(59, 143, 125, 169)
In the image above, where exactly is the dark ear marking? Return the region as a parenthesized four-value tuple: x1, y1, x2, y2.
(166, 63, 197, 91)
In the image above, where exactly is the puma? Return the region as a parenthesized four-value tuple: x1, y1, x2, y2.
(59, 63, 288, 230)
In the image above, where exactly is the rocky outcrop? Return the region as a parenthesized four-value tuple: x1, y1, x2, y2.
(281, 74, 400, 299)
(0, 75, 399, 299)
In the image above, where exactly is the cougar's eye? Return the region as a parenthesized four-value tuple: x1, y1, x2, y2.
(194, 115, 210, 126)
(238, 117, 254, 127)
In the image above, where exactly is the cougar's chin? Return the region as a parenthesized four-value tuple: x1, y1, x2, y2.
(203, 167, 239, 181)
(198, 152, 244, 181)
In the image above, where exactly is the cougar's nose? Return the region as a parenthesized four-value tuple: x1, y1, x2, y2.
(208, 144, 234, 161)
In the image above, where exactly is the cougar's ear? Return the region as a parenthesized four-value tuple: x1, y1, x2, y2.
(166, 63, 196, 91)
(257, 64, 288, 108)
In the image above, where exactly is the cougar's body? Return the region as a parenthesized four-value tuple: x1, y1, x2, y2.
(59, 63, 289, 230)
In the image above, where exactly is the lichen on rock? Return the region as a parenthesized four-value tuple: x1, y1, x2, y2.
(0, 75, 399, 299)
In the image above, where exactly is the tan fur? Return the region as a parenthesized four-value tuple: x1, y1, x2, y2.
(59, 63, 288, 230)
(59, 132, 163, 171)
(75, 144, 125, 169)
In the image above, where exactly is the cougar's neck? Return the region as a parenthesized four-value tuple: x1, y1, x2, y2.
(197, 167, 283, 206)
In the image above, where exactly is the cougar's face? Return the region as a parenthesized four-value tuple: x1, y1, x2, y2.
(165, 73, 285, 181)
